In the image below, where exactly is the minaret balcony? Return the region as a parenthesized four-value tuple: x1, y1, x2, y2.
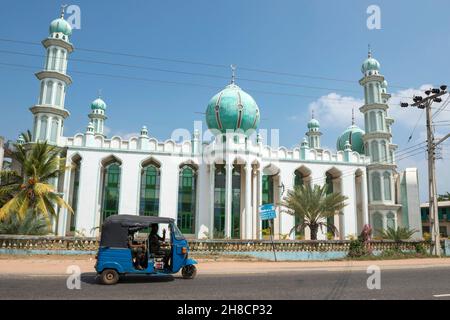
(359, 103, 388, 113)
(30, 105, 70, 119)
(42, 38, 74, 53)
(362, 131, 392, 141)
(35, 70, 72, 85)
(359, 74, 384, 86)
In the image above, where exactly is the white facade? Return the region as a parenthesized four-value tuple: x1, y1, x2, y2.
(21, 13, 422, 239)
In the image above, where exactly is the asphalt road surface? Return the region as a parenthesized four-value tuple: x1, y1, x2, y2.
(1, 267, 450, 300)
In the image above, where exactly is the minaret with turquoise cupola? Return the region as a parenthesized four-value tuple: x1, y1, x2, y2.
(306, 110, 321, 149)
(30, 6, 73, 145)
(359, 47, 399, 233)
(88, 92, 108, 137)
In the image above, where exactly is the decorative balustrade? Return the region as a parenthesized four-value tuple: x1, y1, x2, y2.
(0, 235, 437, 254)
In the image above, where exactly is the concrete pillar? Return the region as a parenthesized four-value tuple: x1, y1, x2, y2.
(245, 162, 252, 239)
(209, 164, 215, 239)
(342, 173, 357, 239)
(257, 168, 263, 239)
(224, 162, 233, 238)
(252, 167, 258, 239)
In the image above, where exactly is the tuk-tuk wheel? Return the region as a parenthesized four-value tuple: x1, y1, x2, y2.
(181, 265, 197, 279)
(100, 269, 119, 285)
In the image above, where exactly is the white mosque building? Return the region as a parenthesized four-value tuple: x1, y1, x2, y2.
(18, 11, 422, 239)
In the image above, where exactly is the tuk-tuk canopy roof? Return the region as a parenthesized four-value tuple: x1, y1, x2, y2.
(100, 214, 174, 248)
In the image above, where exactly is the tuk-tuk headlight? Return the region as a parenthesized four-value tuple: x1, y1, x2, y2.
(182, 247, 187, 254)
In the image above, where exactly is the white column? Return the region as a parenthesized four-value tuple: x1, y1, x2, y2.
(361, 171, 369, 226)
(224, 162, 233, 238)
(35, 115, 42, 141)
(50, 81, 56, 106)
(46, 116, 53, 140)
(244, 162, 252, 239)
(57, 160, 72, 236)
(118, 159, 141, 215)
(209, 164, 215, 239)
(257, 168, 263, 239)
(252, 167, 257, 239)
(382, 212, 387, 231)
(342, 173, 357, 239)
(158, 163, 179, 221)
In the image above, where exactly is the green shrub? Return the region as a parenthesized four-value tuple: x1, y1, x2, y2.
(347, 239, 369, 258)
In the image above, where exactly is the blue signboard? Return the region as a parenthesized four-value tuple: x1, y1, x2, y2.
(259, 204, 276, 220)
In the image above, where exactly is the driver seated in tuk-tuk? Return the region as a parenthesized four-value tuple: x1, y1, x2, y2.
(149, 224, 171, 268)
(128, 233, 146, 270)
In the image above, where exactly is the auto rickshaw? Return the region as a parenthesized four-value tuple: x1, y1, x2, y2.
(95, 214, 197, 285)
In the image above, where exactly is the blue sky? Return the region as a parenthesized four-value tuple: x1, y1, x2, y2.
(0, 0, 449, 200)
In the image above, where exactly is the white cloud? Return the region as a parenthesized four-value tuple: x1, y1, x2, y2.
(307, 93, 364, 128)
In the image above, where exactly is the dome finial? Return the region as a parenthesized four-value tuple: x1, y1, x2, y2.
(311, 109, 315, 119)
(368, 44, 372, 58)
(98, 88, 102, 99)
(351, 108, 355, 125)
(60, 4, 68, 19)
(230, 64, 236, 84)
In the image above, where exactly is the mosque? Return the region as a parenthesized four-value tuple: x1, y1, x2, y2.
(17, 11, 422, 239)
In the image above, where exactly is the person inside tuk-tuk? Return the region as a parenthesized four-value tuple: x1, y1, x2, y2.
(149, 224, 171, 268)
(128, 232, 146, 270)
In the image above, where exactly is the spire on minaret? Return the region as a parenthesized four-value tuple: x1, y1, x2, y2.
(60, 4, 68, 19)
(230, 64, 236, 84)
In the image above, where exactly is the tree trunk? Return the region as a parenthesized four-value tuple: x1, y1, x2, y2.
(310, 225, 318, 240)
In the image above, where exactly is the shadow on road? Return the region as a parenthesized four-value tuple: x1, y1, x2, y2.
(81, 272, 176, 285)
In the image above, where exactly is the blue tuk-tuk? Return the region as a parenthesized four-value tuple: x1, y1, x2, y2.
(95, 214, 197, 285)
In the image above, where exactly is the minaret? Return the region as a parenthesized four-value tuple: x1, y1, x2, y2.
(31, 6, 73, 145)
(306, 110, 322, 149)
(88, 92, 108, 137)
(359, 47, 398, 229)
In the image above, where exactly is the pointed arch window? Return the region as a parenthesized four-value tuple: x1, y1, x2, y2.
(101, 162, 121, 222)
(214, 165, 226, 237)
(369, 111, 377, 131)
(177, 166, 197, 234)
(39, 116, 48, 141)
(69, 156, 82, 231)
(55, 83, 63, 106)
(387, 212, 396, 229)
(51, 48, 57, 70)
(139, 163, 160, 216)
(380, 141, 387, 163)
(372, 172, 382, 201)
(371, 141, 379, 162)
(383, 171, 392, 200)
(372, 212, 383, 236)
(45, 81, 53, 105)
(50, 118, 58, 143)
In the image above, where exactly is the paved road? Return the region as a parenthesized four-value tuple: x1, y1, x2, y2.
(1, 266, 450, 300)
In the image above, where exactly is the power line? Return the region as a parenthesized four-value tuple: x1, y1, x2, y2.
(0, 49, 418, 99)
(0, 61, 439, 110)
(0, 37, 417, 90)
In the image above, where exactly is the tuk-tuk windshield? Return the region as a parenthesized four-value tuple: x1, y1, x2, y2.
(172, 223, 185, 240)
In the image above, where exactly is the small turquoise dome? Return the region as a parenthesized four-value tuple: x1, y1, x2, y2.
(307, 118, 320, 129)
(205, 83, 260, 136)
(91, 98, 107, 110)
(381, 80, 388, 88)
(361, 56, 380, 74)
(49, 18, 72, 36)
(336, 124, 365, 154)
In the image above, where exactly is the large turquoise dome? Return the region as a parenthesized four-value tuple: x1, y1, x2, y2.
(49, 18, 72, 36)
(206, 83, 260, 136)
(91, 98, 107, 110)
(336, 124, 365, 154)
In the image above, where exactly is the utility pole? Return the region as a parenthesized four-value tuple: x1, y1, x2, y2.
(401, 85, 448, 256)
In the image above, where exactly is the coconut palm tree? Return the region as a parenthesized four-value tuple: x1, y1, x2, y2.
(0, 140, 72, 222)
(281, 184, 348, 240)
(0, 210, 49, 235)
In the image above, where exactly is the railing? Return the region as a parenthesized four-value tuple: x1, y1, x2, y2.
(0, 235, 439, 254)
